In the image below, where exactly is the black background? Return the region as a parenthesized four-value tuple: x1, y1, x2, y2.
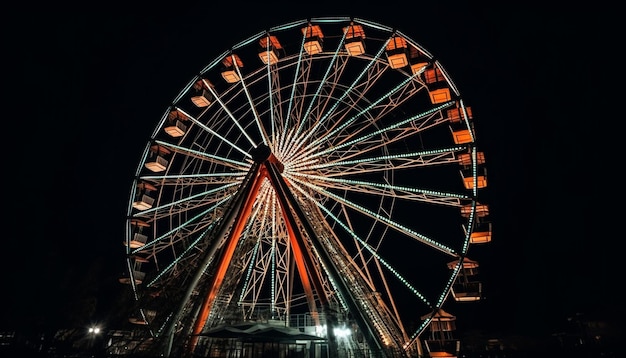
(3, 2, 622, 342)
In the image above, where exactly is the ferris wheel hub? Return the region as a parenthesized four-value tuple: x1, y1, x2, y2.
(251, 144, 271, 163)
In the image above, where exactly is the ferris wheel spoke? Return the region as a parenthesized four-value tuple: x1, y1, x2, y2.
(287, 135, 462, 178)
(123, 18, 489, 358)
(140, 171, 247, 187)
(228, 55, 272, 148)
(289, 172, 467, 207)
(293, 30, 349, 138)
(261, 36, 281, 151)
(302, 69, 423, 155)
(288, 176, 457, 256)
(296, 145, 468, 175)
(174, 107, 254, 159)
(276, 34, 307, 155)
(290, 99, 448, 171)
(293, 42, 394, 156)
(202, 79, 259, 148)
(142, 225, 218, 288)
(133, 195, 233, 255)
(296, 43, 390, 151)
(290, 181, 433, 307)
(153, 139, 251, 170)
(132, 181, 238, 217)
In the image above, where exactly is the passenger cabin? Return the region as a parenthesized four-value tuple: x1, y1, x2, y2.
(448, 104, 474, 144)
(458, 149, 487, 189)
(424, 65, 451, 104)
(460, 202, 489, 219)
(385, 36, 409, 69)
(469, 221, 492, 244)
(343, 23, 365, 56)
(191, 79, 214, 108)
(460, 200, 492, 244)
(127, 219, 149, 249)
(132, 182, 157, 211)
(302, 24, 324, 55)
(129, 310, 156, 325)
(447, 258, 482, 302)
(409, 46, 430, 75)
(221, 54, 244, 83)
(144, 144, 171, 173)
(258, 35, 282, 65)
(421, 309, 460, 358)
(460, 167, 487, 190)
(457, 150, 485, 167)
(118, 270, 145, 285)
(164, 109, 189, 138)
(120, 248, 150, 286)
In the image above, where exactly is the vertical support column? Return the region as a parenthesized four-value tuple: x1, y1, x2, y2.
(161, 162, 262, 358)
(264, 161, 387, 358)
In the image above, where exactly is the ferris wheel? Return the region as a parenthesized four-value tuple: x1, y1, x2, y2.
(121, 17, 491, 358)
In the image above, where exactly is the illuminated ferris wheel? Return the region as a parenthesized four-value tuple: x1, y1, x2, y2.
(121, 17, 491, 358)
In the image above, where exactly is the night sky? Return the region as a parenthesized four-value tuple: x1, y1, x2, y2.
(3, 3, 622, 341)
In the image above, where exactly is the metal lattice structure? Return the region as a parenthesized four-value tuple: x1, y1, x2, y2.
(121, 17, 490, 358)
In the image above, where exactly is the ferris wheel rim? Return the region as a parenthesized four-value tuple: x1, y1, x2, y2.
(122, 17, 489, 357)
